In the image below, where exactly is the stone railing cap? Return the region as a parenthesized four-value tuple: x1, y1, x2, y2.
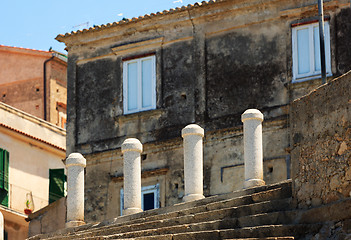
(241, 109, 264, 122)
(66, 153, 86, 167)
(182, 124, 204, 138)
(122, 138, 143, 153)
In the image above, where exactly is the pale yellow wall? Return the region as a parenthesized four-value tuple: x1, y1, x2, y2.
(0, 102, 66, 149)
(0, 130, 65, 212)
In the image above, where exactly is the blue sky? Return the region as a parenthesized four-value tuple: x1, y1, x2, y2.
(1, 0, 196, 54)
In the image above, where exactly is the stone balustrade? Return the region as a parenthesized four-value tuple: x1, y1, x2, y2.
(65, 153, 86, 228)
(182, 124, 205, 202)
(65, 109, 265, 223)
(241, 109, 265, 188)
(121, 138, 143, 215)
(0, 211, 3, 240)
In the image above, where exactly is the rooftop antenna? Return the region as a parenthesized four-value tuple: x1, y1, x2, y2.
(72, 22, 89, 30)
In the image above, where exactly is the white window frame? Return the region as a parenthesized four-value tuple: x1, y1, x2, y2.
(123, 55, 156, 114)
(292, 21, 332, 82)
(120, 183, 160, 215)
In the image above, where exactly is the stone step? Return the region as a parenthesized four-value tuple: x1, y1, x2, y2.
(126, 186, 291, 228)
(69, 224, 319, 240)
(66, 212, 310, 240)
(107, 180, 292, 226)
(226, 238, 295, 240)
(110, 236, 295, 240)
(218, 224, 322, 239)
(41, 186, 292, 240)
(238, 210, 299, 228)
(63, 198, 293, 239)
(28, 180, 293, 240)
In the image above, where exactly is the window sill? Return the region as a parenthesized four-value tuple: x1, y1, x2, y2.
(117, 109, 165, 124)
(292, 73, 333, 83)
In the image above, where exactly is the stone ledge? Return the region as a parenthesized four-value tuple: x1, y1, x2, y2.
(298, 197, 351, 224)
(111, 168, 169, 182)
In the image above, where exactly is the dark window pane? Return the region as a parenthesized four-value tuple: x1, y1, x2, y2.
(143, 193, 154, 211)
(49, 169, 65, 204)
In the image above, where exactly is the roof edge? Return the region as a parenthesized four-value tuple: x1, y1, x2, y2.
(56, 0, 221, 42)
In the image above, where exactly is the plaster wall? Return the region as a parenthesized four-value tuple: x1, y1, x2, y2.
(0, 46, 67, 126)
(0, 130, 65, 212)
(0, 47, 49, 85)
(0, 102, 66, 149)
(0, 102, 66, 239)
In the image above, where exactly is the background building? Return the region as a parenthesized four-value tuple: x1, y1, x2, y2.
(0, 102, 66, 239)
(0, 45, 67, 128)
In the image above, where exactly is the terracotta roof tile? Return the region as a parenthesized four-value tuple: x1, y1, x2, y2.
(56, 0, 219, 41)
(0, 122, 65, 152)
(0, 44, 50, 53)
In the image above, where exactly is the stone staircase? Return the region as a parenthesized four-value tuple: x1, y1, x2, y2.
(28, 180, 322, 240)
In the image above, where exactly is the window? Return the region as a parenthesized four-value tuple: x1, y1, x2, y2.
(49, 169, 66, 204)
(292, 21, 332, 82)
(123, 55, 156, 114)
(141, 184, 160, 211)
(120, 183, 160, 215)
(0, 148, 9, 207)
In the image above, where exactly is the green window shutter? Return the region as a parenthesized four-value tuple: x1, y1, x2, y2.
(4, 150, 8, 191)
(0, 148, 9, 207)
(49, 169, 65, 204)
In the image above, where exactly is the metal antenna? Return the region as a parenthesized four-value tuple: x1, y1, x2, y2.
(72, 22, 89, 29)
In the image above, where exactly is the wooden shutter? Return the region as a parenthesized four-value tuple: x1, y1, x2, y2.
(0, 148, 9, 207)
(49, 169, 65, 204)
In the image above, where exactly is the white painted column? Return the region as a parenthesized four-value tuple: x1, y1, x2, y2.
(0, 211, 3, 240)
(65, 153, 86, 228)
(122, 138, 143, 215)
(241, 109, 265, 188)
(182, 124, 205, 202)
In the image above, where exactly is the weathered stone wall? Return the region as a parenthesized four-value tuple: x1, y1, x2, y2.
(57, 0, 351, 222)
(291, 71, 351, 208)
(28, 197, 66, 237)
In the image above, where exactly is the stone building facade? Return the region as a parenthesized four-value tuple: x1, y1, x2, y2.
(56, 0, 351, 222)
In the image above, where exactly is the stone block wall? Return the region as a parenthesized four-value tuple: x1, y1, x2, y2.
(28, 197, 66, 237)
(290, 71, 351, 208)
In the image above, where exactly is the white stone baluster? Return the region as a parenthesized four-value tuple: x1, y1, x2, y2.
(122, 138, 143, 215)
(241, 109, 265, 188)
(0, 211, 3, 240)
(182, 124, 205, 202)
(66, 153, 86, 228)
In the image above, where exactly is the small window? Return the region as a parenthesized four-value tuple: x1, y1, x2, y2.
(292, 21, 332, 82)
(120, 183, 160, 215)
(123, 55, 156, 114)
